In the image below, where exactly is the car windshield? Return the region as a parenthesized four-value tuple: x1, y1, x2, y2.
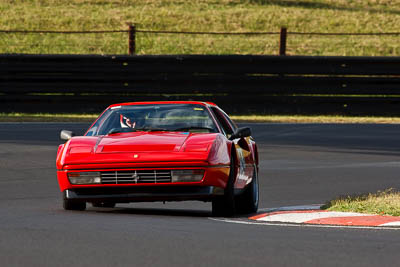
(85, 104, 219, 136)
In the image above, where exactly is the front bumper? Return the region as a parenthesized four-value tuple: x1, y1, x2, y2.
(64, 185, 224, 203)
(57, 165, 230, 192)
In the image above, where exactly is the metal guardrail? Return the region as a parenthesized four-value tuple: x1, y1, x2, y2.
(1, 54, 400, 115)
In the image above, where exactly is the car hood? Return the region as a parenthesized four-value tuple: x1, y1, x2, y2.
(96, 132, 188, 153)
(58, 132, 222, 168)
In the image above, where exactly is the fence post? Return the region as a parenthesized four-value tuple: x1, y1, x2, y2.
(279, 27, 287, 56)
(128, 24, 136, 55)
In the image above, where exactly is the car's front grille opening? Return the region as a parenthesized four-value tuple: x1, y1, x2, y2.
(101, 170, 172, 184)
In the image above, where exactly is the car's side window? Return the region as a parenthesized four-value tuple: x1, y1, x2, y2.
(221, 110, 237, 131)
(210, 107, 234, 138)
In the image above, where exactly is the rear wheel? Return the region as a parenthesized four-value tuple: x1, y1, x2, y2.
(212, 159, 236, 217)
(236, 167, 259, 214)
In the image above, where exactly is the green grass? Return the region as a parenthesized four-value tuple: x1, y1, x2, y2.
(0, 113, 97, 122)
(1, 0, 399, 55)
(231, 115, 400, 124)
(322, 189, 400, 216)
(2, 112, 400, 123)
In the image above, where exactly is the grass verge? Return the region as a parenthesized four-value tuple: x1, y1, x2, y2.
(322, 189, 400, 216)
(0, 113, 97, 122)
(231, 115, 400, 124)
(2, 113, 400, 124)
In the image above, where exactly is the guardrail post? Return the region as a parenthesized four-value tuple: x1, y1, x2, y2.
(279, 27, 287, 56)
(128, 24, 136, 55)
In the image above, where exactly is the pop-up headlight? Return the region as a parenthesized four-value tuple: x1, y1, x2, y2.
(68, 172, 101, 184)
(171, 170, 204, 183)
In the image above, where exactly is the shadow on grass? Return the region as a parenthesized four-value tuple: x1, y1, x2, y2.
(59, 0, 400, 16)
(248, 0, 400, 15)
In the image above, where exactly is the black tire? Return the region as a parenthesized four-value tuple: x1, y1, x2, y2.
(236, 167, 259, 214)
(212, 159, 236, 217)
(92, 202, 116, 208)
(63, 198, 86, 211)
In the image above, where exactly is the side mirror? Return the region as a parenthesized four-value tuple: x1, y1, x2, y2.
(60, 130, 75, 141)
(229, 127, 251, 140)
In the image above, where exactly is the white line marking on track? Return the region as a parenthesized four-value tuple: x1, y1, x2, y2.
(208, 205, 400, 230)
(208, 217, 400, 230)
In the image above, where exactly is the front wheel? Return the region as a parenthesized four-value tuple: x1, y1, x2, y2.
(63, 198, 86, 211)
(62, 191, 86, 210)
(236, 168, 259, 214)
(212, 160, 236, 217)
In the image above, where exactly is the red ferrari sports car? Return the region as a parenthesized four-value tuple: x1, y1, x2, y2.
(56, 101, 259, 216)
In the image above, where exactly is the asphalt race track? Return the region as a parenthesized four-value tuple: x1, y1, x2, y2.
(1, 122, 400, 267)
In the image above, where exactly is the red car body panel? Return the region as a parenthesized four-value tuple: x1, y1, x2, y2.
(56, 101, 258, 205)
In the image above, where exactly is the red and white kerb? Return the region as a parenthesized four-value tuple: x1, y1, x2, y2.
(250, 210, 400, 227)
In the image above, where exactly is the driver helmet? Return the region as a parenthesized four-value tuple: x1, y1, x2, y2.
(120, 114, 136, 128)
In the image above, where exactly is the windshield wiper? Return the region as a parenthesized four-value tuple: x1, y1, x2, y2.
(173, 126, 215, 133)
(134, 127, 170, 132)
(107, 127, 170, 135)
(107, 128, 136, 135)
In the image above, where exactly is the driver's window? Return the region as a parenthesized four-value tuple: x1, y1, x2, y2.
(210, 107, 234, 137)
